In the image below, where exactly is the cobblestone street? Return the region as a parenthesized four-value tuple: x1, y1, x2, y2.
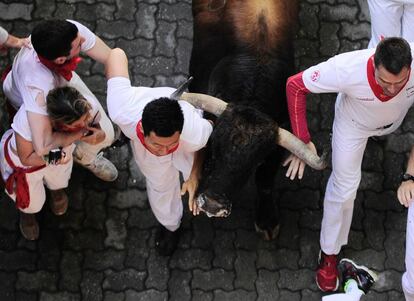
(0, 0, 409, 300)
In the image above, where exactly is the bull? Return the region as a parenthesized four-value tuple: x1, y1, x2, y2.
(180, 0, 326, 240)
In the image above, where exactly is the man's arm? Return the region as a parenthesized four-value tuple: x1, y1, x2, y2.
(105, 48, 129, 79)
(27, 109, 84, 156)
(397, 146, 414, 207)
(85, 36, 111, 65)
(15, 133, 45, 167)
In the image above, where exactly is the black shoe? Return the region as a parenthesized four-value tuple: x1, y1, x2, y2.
(155, 226, 179, 256)
(339, 258, 378, 294)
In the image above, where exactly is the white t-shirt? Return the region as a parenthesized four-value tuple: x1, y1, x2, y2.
(302, 45, 414, 131)
(107, 77, 213, 153)
(0, 26, 8, 45)
(3, 20, 96, 115)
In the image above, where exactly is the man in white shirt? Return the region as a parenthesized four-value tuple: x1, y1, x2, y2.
(105, 48, 213, 255)
(2, 19, 117, 182)
(284, 37, 414, 299)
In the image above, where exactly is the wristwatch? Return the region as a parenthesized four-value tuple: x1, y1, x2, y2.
(402, 173, 414, 182)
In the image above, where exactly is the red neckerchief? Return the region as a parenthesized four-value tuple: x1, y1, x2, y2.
(367, 55, 410, 102)
(135, 120, 179, 156)
(38, 55, 82, 81)
(4, 134, 46, 209)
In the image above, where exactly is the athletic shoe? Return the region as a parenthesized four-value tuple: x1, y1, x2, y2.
(339, 258, 378, 294)
(73, 150, 118, 182)
(316, 250, 339, 292)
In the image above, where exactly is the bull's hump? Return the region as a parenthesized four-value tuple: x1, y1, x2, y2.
(229, 0, 297, 50)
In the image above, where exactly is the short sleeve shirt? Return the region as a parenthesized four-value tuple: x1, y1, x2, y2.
(3, 20, 96, 116)
(107, 77, 213, 153)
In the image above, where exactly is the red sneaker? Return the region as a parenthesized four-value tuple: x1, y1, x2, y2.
(316, 250, 339, 292)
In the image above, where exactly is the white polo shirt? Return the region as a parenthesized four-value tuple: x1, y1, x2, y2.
(302, 45, 414, 131)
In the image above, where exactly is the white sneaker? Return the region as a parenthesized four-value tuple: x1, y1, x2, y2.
(74, 151, 118, 182)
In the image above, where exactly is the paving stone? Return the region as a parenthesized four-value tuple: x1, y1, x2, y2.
(278, 290, 301, 301)
(384, 230, 405, 271)
(75, 3, 116, 21)
(125, 289, 168, 301)
(128, 208, 158, 229)
(104, 291, 125, 301)
(257, 248, 299, 270)
(320, 3, 358, 21)
(234, 250, 257, 290)
(81, 271, 104, 301)
(105, 209, 128, 249)
(0, 250, 36, 271)
(103, 269, 146, 291)
(365, 191, 403, 212)
(364, 210, 385, 250)
(84, 191, 107, 230)
(276, 210, 300, 249)
(192, 215, 214, 248)
(256, 269, 280, 301)
(53, 3, 76, 19)
(168, 270, 192, 301)
(175, 38, 192, 74)
(170, 248, 213, 270)
(16, 291, 37, 301)
(385, 211, 407, 231)
(278, 269, 316, 291)
(135, 3, 157, 39)
(0, 3, 33, 20)
(39, 292, 80, 301)
(301, 289, 324, 301)
(213, 289, 257, 301)
(145, 249, 169, 290)
(192, 269, 234, 291)
(109, 189, 148, 209)
(115, 0, 136, 20)
(213, 246, 236, 270)
(117, 38, 155, 60)
(16, 270, 58, 291)
(374, 270, 403, 292)
(60, 251, 82, 292)
(155, 21, 177, 57)
(125, 228, 150, 269)
(299, 209, 322, 231)
(84, 249, 125, 271)
(158, 2, 192, 21)
(320, 22, 340, 56)
(298, 230, 320, 269)
(192, 290, 213, 301)
(0, 272, 15, 300)
(360, 171, 384, 192)
(64, 229, 105, 251)
(34, 0, 56, 18)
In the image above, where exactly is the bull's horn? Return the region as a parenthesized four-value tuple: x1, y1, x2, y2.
(277, 127, 327, 170)
(180, 92, 228, 116)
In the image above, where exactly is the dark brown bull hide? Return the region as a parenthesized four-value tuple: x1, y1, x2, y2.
(189, 0, 299, 240)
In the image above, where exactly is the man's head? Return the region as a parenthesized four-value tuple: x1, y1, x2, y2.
(374, 37, 412, 97)
(141, 97, 184, 156)
(31, 20, 84, 64)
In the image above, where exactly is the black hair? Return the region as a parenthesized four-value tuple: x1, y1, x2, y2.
(374, 37, 412, 75)
(142, 97, 184, 137)
(47, 86, 91, 125)
(31, 20, 78, 60)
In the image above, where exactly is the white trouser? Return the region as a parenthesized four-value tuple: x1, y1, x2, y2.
(403, 204, 414, 301)
(0, 130, 75, 214)
(67, 73, 114, 164)
(321, 95, 402, 255)
(322, 293, 361, 301)
(131, 139, 194, 231)
(3, 71, 115, 165)
(368, 0, 414, 48)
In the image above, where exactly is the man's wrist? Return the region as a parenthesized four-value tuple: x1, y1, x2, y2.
(402, 173, 414, 182)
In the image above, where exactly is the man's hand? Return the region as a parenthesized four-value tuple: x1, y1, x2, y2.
(282, 141, 317, 180)
(181, 175, 200, 216)
(80, 125, 106, 145)
(397, 180, 414, 208)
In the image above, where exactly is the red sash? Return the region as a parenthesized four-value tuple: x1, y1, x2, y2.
(38, 55, 82, 81)
(135, 120, 179, 155)
(4, 134, 46, 209)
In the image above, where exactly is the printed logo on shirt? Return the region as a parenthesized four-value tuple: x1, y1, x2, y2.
(406, 86, 414, 98)
(356, 97, 374, 101)
(310, 70, 320, 82)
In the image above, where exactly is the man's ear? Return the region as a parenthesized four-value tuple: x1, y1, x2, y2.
(53, 56, 67, 64)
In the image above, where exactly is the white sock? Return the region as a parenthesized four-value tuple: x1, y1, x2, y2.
(344, 279, 364, 297)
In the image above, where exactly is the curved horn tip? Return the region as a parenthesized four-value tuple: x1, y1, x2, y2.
(311, 150, 329, 170)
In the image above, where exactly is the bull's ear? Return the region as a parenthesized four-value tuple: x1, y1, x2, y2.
(180, 92, 228, 117)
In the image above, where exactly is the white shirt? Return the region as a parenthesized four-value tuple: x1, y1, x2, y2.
(302, 45, 414, 131)
(3, 20, 96, 115)
(107, 77, 213, 153)
(0, 26, 8, 45)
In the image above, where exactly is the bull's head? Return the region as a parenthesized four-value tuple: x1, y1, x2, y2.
(180, 93, 327, 218)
